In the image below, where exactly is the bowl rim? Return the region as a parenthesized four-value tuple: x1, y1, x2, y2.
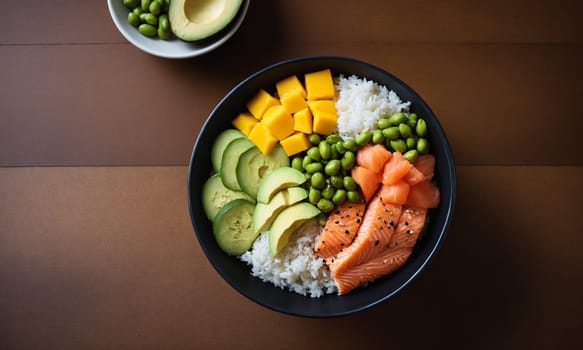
(187, 55, 456, 317)
(106, 0, 250, 59)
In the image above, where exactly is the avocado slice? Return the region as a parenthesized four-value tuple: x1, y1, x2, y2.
(256, 167, 306, 204)
(169, 0, 244, 41)
(237, 145, 290, 199)
(253, 187, 308, 234)
(268, 202, 320, 256)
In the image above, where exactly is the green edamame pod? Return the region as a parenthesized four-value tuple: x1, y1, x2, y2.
(307, 147, 321, 161)
(382, 126, 400, 140)
(341, 151, 355, 170)
(372, 129, 384, 144)
(403, 149, 419, 163)
(388, 112, 405, 125)
(138, 24, 156, 37)
(128, 12, 140, 27)
(417, 138, 429, 154)
(332, 189, 347, 204)
(356, 131, 372, 146)
(309, 187, 321, 205)
(389, 139, 407, 153)
(325, 160, 341, 176)
(317, 198, 334, 213)
(347, 190, 361, 203)
(319, 141, 331, 160)
(377, 118, 391, 129)
(291, 157, 303, 171)
(343, 139, 358, 152)
(343, 176, 357, 191)
(398, 123, 412, 138)
(141, 0, 151, 11)
(308, 134, 321, 145)
(416, 119, 427, 137)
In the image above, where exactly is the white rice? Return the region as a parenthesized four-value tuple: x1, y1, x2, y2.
(334, 74, 410, 139)
(239, 220, 337, 298)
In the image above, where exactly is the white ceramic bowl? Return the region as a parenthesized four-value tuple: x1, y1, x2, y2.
(107, 0, 250, 59)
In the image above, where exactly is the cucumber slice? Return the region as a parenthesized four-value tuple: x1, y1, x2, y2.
(213, 199, 257, 256)
(211, 129, 244, 173)
(202, 174, 255, 221)
(220, 137, 255, 191)
(237, 144, 290, 198)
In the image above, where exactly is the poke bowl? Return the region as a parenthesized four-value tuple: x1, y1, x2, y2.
(187, 56, 456, 317)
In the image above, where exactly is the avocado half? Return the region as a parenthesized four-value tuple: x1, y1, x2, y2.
(169, 0, 244, 41)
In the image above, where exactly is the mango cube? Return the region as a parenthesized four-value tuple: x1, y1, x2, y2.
(280, 132, 311, 156)
(246, 89, 280, 120)
(305, 69, 335, 100)
(232, 112, 259, 136)
(293, 108, 312, 134)
(280, 90, 307, 114)
(312, 110, 337, 135)
(276, 75, 306, 99)
(262, 105, 295, 140)
(248, 123, 278, 155)
(307, 100, 337, 115)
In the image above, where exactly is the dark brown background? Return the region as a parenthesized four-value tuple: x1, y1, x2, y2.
(1, 1, 582, 349)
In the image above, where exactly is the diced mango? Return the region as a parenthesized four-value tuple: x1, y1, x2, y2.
(276, 75, 306, 99)
(232, 112, 259, 136)
(280, 133, 311, 156)
(280, 90, 307, 114)
(312, 109, 337, 135)
(262, 105, 295, 140)
(246, 89, 280, 120)
(305, 69, 335, 100)
(307, 100, 337, 115)
(293, 108, 312, 134)
(248, 123, 278, 155)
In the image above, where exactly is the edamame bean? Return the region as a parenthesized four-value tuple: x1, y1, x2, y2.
(141, 0, 151, 11)
(305, 163, 323, 174)
(347, 190, 361, 203)
(291, 157, 303, 171)
(372, 129, 384, 144)
(406, 137, 417, 150)
(377, 118, 391, 129)
(356, 131, 372, 146)
(399, 123, 412, 138)
(308, 134, 321, 145)
(417, 138, 429, 154)
(149, 0, 161, 15)
(416, 119, 427, 137)
(144, 13, 158, 25)
(139, 12, 148, 22)
(325, 160, 341, 176)
(330, 175, 344, 189)
(389, 139, 407, 153)
(382, 126, 400, 140)
(317, 198, 334, 213)
(158, 26, 171, 39)
(332, 189, 347, 204)
(138, 23, 156, 37)
(403, 149, 419, 163)
(124, 0, 140, 9)
(335, 141, 346, 154)
(408, 113, 418, 128)
(341, 151, 355, 170)
(319, 141, 331, 160)
(343, 176, 357, 191)
(302, 156, 314, 169)
(309, 187, 321, 205)
(311, 172, 325, 189)
(330, 144, 339, 159)
(326, 134, 342, 144)
(388, 112, 405, 125)
(321, 185, 335, 200)
(133, 7, 144, 16)
(343, 139, 358, 152)
(128, 12, 140, 27)
(307, 147, 321, 161)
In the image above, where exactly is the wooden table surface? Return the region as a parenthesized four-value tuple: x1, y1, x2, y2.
(2, 1, 582, 349)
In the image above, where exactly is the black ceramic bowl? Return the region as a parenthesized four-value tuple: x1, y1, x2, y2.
(187, 56, 456, 318)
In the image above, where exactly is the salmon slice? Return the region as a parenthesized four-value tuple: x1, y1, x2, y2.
(327, 185, 402, 278)
(332, 206, 427, 295)
(382, 151, 413, 185)
(405, 180, 440, 208)
(356, 144, 392, 173)
(351, 165, 381, 202)
(382, 180, 410, 204)
(414, 154, 435, 181)
(314, 201, 366, 259)
(403, 166, 425, 186)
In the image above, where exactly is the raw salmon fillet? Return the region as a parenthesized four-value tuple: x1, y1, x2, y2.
(314, 201, 366, 259)
(332, 206, 427, 295)
(327, 185, 403, 279)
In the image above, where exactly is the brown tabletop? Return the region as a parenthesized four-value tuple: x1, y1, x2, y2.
(2, 1, 582, 349)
